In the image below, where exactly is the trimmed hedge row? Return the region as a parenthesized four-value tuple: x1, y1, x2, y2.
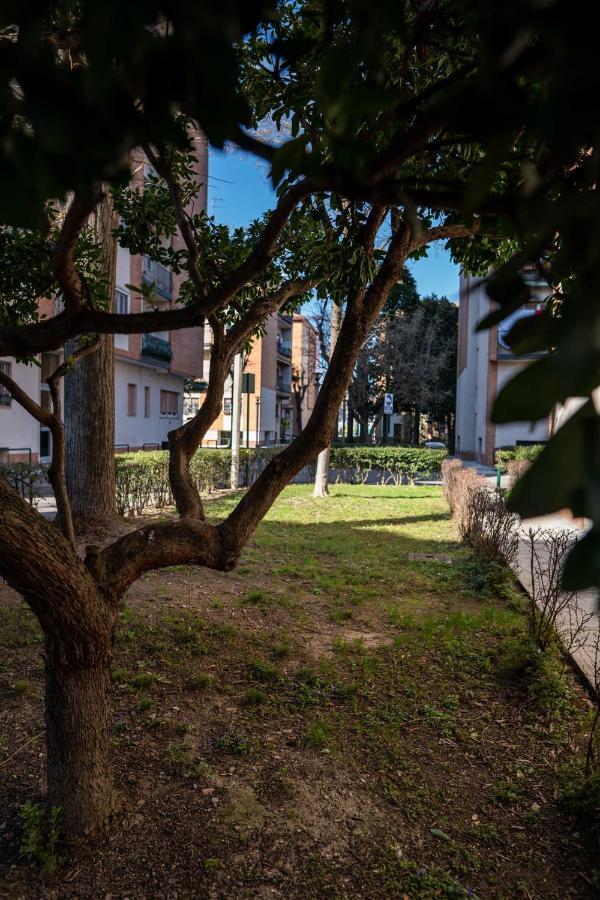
(1, 445, 447, 515)
(329, 446, 446, 485)
(495, 444, 544, 472)
(115, 445, 446, 514)
(115, 447, 282, 515)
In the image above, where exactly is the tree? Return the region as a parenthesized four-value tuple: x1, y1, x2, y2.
(2, 0, 584, 837)
(64, 192, 119, 530)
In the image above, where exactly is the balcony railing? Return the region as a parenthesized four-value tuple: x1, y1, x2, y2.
(142, 334, 173, 365)
(142, 257, 172, 299)
(277, 377, 292, 393)
(276, 337, 292, 358)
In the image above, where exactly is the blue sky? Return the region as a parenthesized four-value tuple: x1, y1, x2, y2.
(209, 147, 460, 302)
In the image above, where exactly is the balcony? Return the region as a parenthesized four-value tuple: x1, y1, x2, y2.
(276, 335, 292, 359)
(142, 257, 172, 299)
(141, 334, 173, 367)
(277, 376, 292, 394)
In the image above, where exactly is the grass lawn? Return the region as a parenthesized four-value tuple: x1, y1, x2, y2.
(0, 485, 598, 897)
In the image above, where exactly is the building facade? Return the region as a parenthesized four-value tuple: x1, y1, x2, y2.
(455, 269, 550, 465)
(0, 140, 207, 462)
(193, 311, 317, 447)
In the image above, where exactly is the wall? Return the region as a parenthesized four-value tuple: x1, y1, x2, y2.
(114, 359, 184, 449)
(0, 359, 41, 460)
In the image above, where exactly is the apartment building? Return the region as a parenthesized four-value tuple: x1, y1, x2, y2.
(113, 145, 206, 450)
(193, 311, 317, 447)
(455, 269, 550, 465)
(0, 141, 207, 462)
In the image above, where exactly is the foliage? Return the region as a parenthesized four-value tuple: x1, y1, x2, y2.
(115, 448, 282, 515)
(328, 446, 446, 485)
(19, 802, 61, 875)
(495, 445, 544, 473)
(350, 294, 458, 440)
(114, 446, 447, 515)
(0, 462, 47, 505)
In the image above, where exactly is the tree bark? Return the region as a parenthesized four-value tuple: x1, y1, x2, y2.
(413, 406, 421, 445)
(314, 300, 342, 497)
(45, 644, 117, 834)
(64, 191, 118, 531)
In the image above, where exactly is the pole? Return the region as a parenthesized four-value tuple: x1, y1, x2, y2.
(230, 353, 243, 489)
(255, 397, 260, 448)
(246, 388, 251, 449)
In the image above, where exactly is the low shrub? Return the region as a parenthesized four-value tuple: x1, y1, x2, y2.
(441, 458, 463, 511)
(506, 458, 530, 487)
(328, 446, 446, 485)
(115, 446, 282, 515)
(495, 444, 544, 473)
(0, 461, 47, 505)
(462, 488, 519, 567)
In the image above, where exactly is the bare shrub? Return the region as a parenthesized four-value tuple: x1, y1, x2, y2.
(462, 488, 519, 566)
(525, 528, 579, 651)
(507, 458, 529, 488)
(441, 458, 463, 510)
(451, 468, 486, 537)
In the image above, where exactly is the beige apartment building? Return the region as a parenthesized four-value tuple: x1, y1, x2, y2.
(1, 139, 207, 461)
(190, 311, 317, 447)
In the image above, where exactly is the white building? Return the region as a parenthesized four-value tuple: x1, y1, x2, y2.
(456, 270, 550, 465)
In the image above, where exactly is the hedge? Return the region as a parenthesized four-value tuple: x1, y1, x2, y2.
(1, 445, 447, 516)
(0, 461, 47, 505)
(115, 447, 283, 515)
(329, 446, 446, 485)
(495, 444, 544, 473)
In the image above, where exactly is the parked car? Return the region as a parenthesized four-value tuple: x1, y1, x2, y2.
(424, 440, 446, 450)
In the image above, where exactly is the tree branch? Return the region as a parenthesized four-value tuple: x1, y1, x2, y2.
(143, 144, 207, 302)
(51, 193, 100, 313)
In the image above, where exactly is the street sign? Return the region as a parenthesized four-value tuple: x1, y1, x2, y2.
(383, 392, 394, 415)
(242, 373, 255, 394)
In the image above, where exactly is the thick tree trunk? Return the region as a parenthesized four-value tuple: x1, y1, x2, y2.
(314, 300, 342, 497)
(413, 407, 421, 445)
(45, 643, 117, 835)
(64, 191, 118, 530)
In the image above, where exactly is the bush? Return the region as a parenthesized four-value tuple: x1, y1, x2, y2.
(114, 447, 283, 516)
(495, 444, 544, 473)
(328, 446, 446, 485)
(441, 458, 463, 510)
(0, 461, 47, 505)
(462, 487, 519, 567)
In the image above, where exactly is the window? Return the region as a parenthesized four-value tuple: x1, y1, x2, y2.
(115, 289, 129, 315)
(223, 398, 232, 415)
(115, 289, 130, 350)
(0, 361, 11, 407)
(40, 428, 51, 460)
(127, 383, 137, 417)
(144, 386, 151, 418)
(160, 390, 179, 417)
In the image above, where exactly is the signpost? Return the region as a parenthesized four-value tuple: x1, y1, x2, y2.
(383, 392, 393, 444)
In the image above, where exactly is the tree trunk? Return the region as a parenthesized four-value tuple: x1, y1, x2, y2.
(314, 300, 342, 497)
(413, 406, 421, 445)
(64, 190, 118, 530)
(45, 643, 117, 835)
(346, 401, 354, 442)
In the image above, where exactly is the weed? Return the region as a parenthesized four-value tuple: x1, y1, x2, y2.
(301, 721, 331, 750)
(242, 687, 267, 706)
(187, 672, 212, 690)
(247, 659, 279, 683)
(204, 857, 222, 871)
(165, 742, 191, 775)
(212, 729, 253, 756)
(175, 722, 191, 735)
(20, 802, 61, 875)
(13, 679, 29, 696)
(136, 695, 152, 713)
(129, 671, 156, 690)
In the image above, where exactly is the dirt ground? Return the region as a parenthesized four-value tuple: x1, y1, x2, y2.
(1, 486, 599, 898)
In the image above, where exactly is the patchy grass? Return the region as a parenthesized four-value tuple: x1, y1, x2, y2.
(0, 484, 598, 897)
